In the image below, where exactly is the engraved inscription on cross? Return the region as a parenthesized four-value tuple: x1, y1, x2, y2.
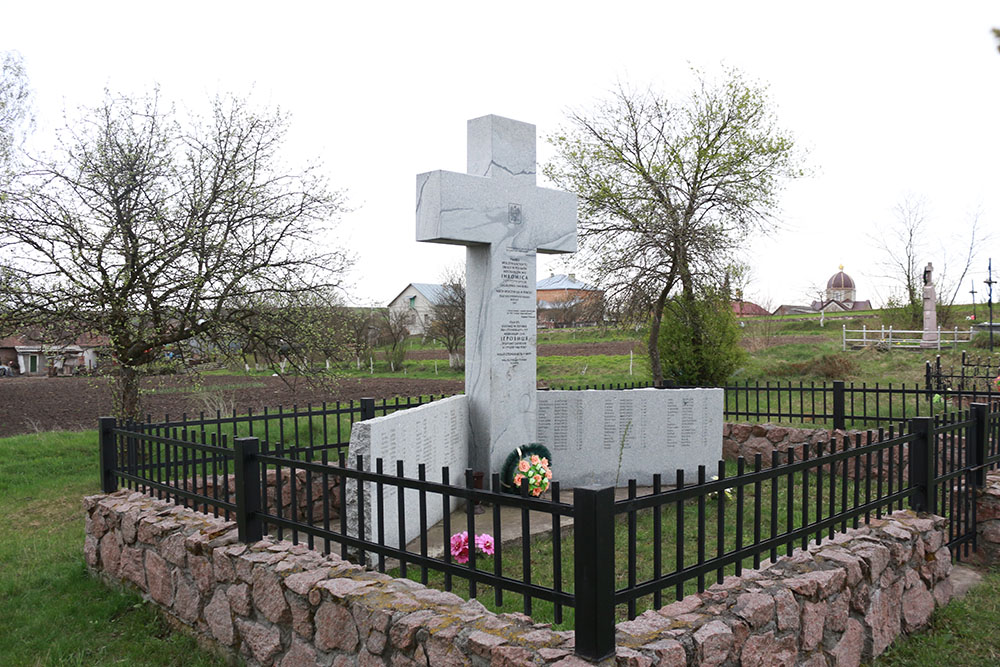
(415, 115, 578, 475)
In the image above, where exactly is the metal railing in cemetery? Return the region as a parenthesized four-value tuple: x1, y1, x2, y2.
(927, 351, 1000, 394)
(545, 380, 655, 391)
(724, 380, 942, 429)
(842, 324, 974, 351)
(125, 394, 450, 461)
(98, 401, 1000, 661)
(554, 379, 967, 430)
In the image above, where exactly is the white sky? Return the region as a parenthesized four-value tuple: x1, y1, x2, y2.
(4, 1, 999, 311)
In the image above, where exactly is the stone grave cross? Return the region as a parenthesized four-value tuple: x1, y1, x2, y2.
(416, 115, 577, 475)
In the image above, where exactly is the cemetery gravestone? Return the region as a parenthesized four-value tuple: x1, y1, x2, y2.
(536, 388, 723, 487)
(415, 115, 577, 475)
(921, 262, 938, 348)
(347, 395, 468, 549)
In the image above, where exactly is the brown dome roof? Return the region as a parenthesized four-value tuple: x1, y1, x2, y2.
(827, 268, 855, 290)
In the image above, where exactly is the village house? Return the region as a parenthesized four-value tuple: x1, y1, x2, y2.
(0, 332, 107, 376)
(536, 274, 604, 328)
(388, 274, 606, 333)
(386, 283, 447, 335)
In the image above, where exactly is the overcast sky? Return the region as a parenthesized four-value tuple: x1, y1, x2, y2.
(4, 1, 999, 312)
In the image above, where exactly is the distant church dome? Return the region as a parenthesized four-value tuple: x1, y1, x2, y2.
(826, 265, 856, 302)
(826, 267, 855, 290)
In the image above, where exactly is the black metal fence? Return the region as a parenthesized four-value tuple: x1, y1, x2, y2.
(99, 401, 1000, 661)
(123, 394, 449, 461)
(927, 351, 1000, 394)
(556, 379, 1000, 431)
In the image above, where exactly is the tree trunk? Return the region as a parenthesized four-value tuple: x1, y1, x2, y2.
(448, 349, 464, 370)
(647, 286, 672, 384)
(114, 364, 142, 422)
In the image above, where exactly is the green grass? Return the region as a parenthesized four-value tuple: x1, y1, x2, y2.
(538, 353, 649, 387)
(395, 459, 881, 629)
(0, 430, 224, 666)
(874, 569, 1000, 666)
(536, 326, 638, 344)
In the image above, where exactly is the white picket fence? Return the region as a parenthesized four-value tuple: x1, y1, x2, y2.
(842, 325, 975, 351)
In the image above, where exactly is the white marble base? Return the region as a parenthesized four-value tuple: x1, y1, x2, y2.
(346, 395, 470, 551)
(536, 388, 724, 487)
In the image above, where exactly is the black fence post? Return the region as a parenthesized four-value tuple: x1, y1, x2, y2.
(908, 417, 935, 513)
(573, 485, 615, 662)
(99, 416, 118, 493)
(360, 397, 376, 421)
(234, 437, 263, 543)
(970, 403, 989, 488)
(832, 381, 846, 431)
(925, 361, 933, 392)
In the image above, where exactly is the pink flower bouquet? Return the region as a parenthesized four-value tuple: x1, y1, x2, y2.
(450, 531, 496, 563)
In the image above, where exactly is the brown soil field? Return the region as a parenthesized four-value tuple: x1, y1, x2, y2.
(0, 375, 463, 438)
(407, 340, 641, 360)
(0, 339, 641, 438)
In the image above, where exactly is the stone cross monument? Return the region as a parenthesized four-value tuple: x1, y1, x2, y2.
(920, 262, 938, 348)
(415, 115, 577, 474)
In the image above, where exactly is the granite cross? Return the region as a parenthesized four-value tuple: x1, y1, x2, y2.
(415, 115, 578, 475)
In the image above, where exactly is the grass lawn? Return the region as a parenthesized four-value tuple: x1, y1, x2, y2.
(394, 458, 884, 629)
(0, 430, 224, 666)
(1, 307, 995, 663)
(874, 569, 1000, 666)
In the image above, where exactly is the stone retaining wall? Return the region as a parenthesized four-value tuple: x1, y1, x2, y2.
(182, 468, 340, 524)
(615, 511, 952, 666)
(85, 491, 952, 666)
(973, 471, 1000, 565)
(723, 423, 907, 481)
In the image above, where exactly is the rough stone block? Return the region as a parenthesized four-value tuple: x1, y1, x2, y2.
(694, 620, 733, 666)
(145, 550, 173, 606)
(252, 567, 290, 624)
(902, 581, 935, 632)
(173, 574, 200, 624)
(204, 588, 234, 646)
(235, 618, 281, 665)
(120, 545, 146, 590)
(829, 617, 864, 667)
(315, 601, 358, 652)
(800, 600, 826, 652)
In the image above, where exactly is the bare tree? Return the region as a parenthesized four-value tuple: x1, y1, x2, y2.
(0, 51, 32, 181)
(545, 69, 803, 383)
(871, 195, 927, 326)
(0, 90, 352, 419)
(378, 307, 411, 371)
(428, 266, 465, 369)
(344, 306, 380, 369)
(872, 196, 983, 328)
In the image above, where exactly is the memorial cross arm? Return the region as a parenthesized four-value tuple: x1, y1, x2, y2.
(416, 170, 577, 253)
(415, 114, 576, 254)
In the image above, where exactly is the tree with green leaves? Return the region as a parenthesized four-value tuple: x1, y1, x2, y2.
(545, 68, 803, 384)
(658, 286, 746, 386)
(0, 90, 352, 419)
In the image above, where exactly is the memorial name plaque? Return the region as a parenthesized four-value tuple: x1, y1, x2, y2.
(536, 388, 722, 486)
(346, 395, 469, 551)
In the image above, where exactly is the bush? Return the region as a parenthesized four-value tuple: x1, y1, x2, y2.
(657, 288, 747, 386)
(880, 295, 921, 330)
(972, 331, 997, 349)
(773, 352, 858, 379)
